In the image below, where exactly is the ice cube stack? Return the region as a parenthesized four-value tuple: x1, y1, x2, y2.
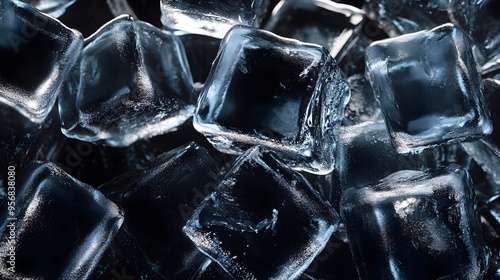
(0, 0, 499, 279)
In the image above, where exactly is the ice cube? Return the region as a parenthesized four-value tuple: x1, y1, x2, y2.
(160, 0, 269, 38)
(264, 0, 365, 61)
(20, 0, 77, 17)
(448, 0, 500, 66)
(336, 121, 429, 190)
(194, 25, 351, 174)
(0, 162, 124, 279)
(365, 23, 492, 153)
(101, 142, 221, 277)
(0, 0, 83, 122)
(183, 146, 339, 280)
(364, 0, 451, 37)
(59, 15, 196, 147)
(341, 164, 490, 279)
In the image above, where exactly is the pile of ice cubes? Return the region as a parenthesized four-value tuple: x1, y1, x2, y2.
(0, 0, 499, 279)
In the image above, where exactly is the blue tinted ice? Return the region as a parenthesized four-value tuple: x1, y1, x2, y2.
(364, 0, 451, 37)
(59, 15, 196, 147)
(20, 0, 77, 17)
(264, 0, 365, 61)
(0, 162, 124, 279)
(160, 0, 269, 38)
(365, 23, 492, 153)
(341, 164, 490, 280)
(183, 146, 339, 280)
(448, 0, 500, 66)
(0, 0, 82, 122)
(102, 142, 221, 277)
(194, 25, 350, 174)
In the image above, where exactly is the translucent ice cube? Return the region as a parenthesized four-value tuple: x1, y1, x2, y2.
(160, 0, 269, 38)
(20, 0, 77, 17)
(0, 162, 124, 279)
(364, 0, 451, 37)
(341, 164, 490, 280)
(365, 23, 492, 153)
(448, 0, 500, 66)
(0, 0, 83, 122)
(59, 15, 196, 147)
(194, 25, 351, 174)
(264, 0, 365, 61)
(337, 121, 429, 190)
(183, 146, 339, 280)
(102, 142, 221, 277)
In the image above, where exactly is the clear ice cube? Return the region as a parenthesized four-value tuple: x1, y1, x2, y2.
(0, 162, 124, 279)
(364, 0, 451, 37)
(448, 0, 500, 66)
(336, 121, 428, 190)
(264, 0, 365, 61)
(183, 146, 339, 280)
(0, 0, 83, 122)
(341, 164, 490, 280)
(59, 15, 196, 147)
(365, 23, 492, 153)
(160, 0, 270, 38)
(20, 0, 77, 17)
(194, 25, 351, 174)
(101, 142, 221, 277)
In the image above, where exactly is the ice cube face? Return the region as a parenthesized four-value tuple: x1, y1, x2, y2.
(160, 0, 269, 38)
(364, 0, 451, 37)
(365, 23, 492, 153)
(183, 146, 339, 280)
(448, 0, 500, 65)
(20, 0, 77, 17)
(264, 0, 365, 61)
(105, 142, 221, 277)
(194, 25, 350, 175)
(341, 164, 490, 280)
(59, 15, 196, 147)
(0, 0, 83, 123)
(0, 162, 124, 279)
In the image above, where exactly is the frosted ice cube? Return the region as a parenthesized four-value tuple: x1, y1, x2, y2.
(0, 0, 83, 122)
(183, 146, 339, 280)
(0, 162, 124, 279)
(102, 142, 221, 277)
(341, 164, 490, 279)
(160, 0, 269, 38)
(365, 0, 451, 37)
(59, 15, 196, 147)
(448, 0, 500, 66)
(264, 0, 365, 61)
(365, 23, 492, 153)
(20, 0, 77, 17)
(194, 25, 350, 175)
